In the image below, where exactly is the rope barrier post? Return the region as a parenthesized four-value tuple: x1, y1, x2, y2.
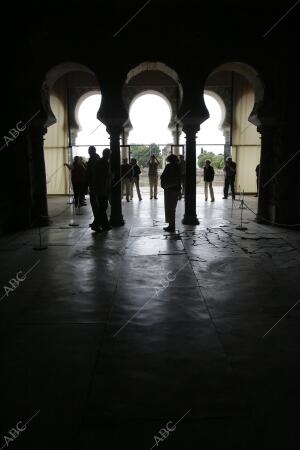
(239, 190, 246, 209)
(67, 172, 73, 204)
(76, 203, 83, 216)
(69, 200, 79, 227)
(66, 145, 73, 205)
(236, 192, 248, 231)
(33, 217, 48, 250)
(231, 196, 234, 218)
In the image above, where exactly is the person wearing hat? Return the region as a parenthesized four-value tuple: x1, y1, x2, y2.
(160, 154, 181, 232)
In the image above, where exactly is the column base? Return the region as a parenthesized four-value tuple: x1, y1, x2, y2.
(35, 215, 50, 227)
(110, 214, 125, 227)
(256, 216, 271, 226)
(182, 215, 200, 225)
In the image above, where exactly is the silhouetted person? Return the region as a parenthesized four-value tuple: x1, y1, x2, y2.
(121, 158, 132, 202)
(178, 154, 186, 200)
(204, 159, 215, 202)
(255, 163, 260, 197)
(130, 158, 142, 201)
(148, 154, 159, 199)
(64, 156, 86, 208)
(161, 154, 181, 232)
(79, 156, 88, 205)
(91, 148, 112, 232)
(86, 146, 101, 220)
(223, 157, 236, 199)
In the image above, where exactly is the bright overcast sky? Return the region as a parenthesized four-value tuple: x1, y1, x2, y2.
(75, 92, 225, 158)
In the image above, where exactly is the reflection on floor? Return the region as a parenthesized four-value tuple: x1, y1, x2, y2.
(0, 187, 300, 449)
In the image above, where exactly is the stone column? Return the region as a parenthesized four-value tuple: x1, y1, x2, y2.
(121, 128, 130, 160)
(122, 128, 130, 145)
(121, 127, 129, 162)
(121, 147, 129, 160)
(29, 124, 50, 226)
(222, 126, 231, 161)
(257, 125, 277, 224)
(108, 125, 125, 226)
(171, 125, 182, 155)
(182, 125, 200, 225)
(70, 127, 79, 147)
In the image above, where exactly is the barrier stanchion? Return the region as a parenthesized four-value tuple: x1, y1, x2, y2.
(66, 146, 73, 204)
(67, 179, 73, 204)
(33, 217, 48, 250)
(236, 192, 248, 231)
(69, 201, 79, 227)
(239, 190, 246, 209)
(76, 204, 83, 216)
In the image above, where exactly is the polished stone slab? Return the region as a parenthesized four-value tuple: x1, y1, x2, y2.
(0, 192, 300, 450)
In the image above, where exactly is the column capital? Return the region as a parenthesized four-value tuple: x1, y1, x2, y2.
(258, 117, 278, 129)
(106, 123, 123, 137)
(182, 123, 200, 135)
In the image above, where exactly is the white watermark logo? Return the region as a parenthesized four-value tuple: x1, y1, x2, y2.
(154, 271, 176, 297)
(0, 110, 40, 152)
(150, 410, 191, 449)
(0, 410, 40, 449)
(1, 421, 26, 448)
(113, 261, 189, 337)
(2, 122, 26, 147)
(0, 260, 40, 303)
(151, 421, 176, 448)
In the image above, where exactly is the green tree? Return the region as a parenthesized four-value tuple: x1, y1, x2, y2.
(130, 143, 162, 167)
(197, 151, 224, 170)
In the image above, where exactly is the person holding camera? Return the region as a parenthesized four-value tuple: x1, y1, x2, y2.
(148, 154, 160, 199)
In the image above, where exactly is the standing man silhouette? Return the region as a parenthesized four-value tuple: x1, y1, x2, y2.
(148, 155, 159, 199)
(90, 148, 112, 232)
(223, 157, 236, 199)
(86, 146, 101, 222)
(204, 159, 215, 202)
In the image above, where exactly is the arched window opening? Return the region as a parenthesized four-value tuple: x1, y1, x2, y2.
(75, 93, 109, 159)
(126, 92, 173, 190)
(42, 63, 102, 200)
(128, 92, 172, 145)
(203, 63, 264, 195)
(197, 92, 226, 158)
